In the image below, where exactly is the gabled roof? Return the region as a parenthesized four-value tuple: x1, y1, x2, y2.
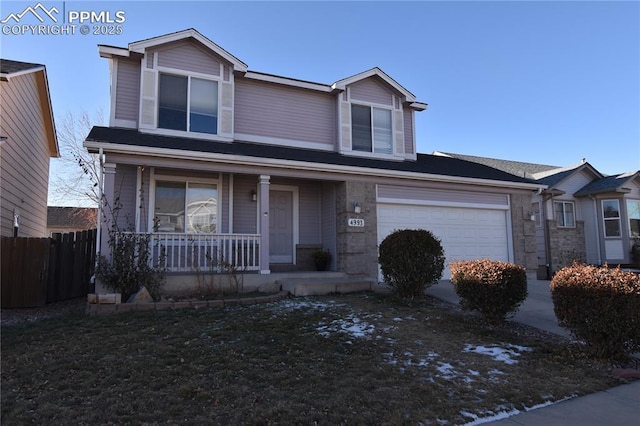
(574, 171, 640, 197)
(531, 161, 603, 189)
(85, 127, 542, 191)
(100, 28, 248, 72)
(432, 151, 560, 178)
(0, 58, 59, 157)
(332, 67, 426, 109)
(47, 207, 98, 229)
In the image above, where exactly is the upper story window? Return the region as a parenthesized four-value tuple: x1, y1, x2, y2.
(351, 104, 392, 154)
(627, 200, 640, 237)
(602, 199, 621, 237)
(158, 73, 218, 135)
(553, 201, 575, 228)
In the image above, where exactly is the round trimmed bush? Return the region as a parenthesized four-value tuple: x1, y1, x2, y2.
(450, 259, 528, 324)
(378, 229, 445, 299)
(551, 263, 640, 359)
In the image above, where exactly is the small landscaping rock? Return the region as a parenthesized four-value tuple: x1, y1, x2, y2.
(127, 286, 154, 303)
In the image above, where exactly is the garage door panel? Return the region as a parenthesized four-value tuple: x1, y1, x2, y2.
(378, 204, 509, 280)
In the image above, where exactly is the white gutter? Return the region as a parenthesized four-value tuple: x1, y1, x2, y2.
(84, 141, 546, 192)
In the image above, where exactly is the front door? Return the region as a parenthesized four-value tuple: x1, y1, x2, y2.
(269, 190, 293, 263)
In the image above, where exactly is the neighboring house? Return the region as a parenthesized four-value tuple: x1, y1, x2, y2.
(85, 29, 544, 293)
(47, 206, 98, 236)
(434, 152, 640, 277)
(0, 59, 59, 238)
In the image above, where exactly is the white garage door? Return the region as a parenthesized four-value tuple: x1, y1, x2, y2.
(378, 204, 510, 280)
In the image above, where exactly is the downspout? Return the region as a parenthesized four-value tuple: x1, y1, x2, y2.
(543, 191, 553, 279)
(590, 195, 602, 265)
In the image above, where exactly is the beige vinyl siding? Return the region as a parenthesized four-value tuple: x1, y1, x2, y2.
(378, 185, 509, 206)
(234, 78, 336, 146)
(114, 58, 141, 123)
(297, 181, 322, 244)
(0, 73, 51, 237)
(349, 77, 393, 105)
(112, 165, 138, 231)
(232, 174, 258, 234)
(403, 108, 414, 155)
(152, 40, 221, 76)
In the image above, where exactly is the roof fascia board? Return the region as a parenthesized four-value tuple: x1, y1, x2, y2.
(332, 67, 416, 102)
(0, 65, 45, 80)
(98, 45, 133, 59)
(128, 29, 248, 72)
(243, 71, 334, 93)
(35, 68, 59, 157)
(84, 140, 546, 191)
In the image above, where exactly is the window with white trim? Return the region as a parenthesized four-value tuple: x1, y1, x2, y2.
(627, 200, 640, 237)
(531, 202, 542, 227)
(158, 73, 218, 134)
(351, 104, 392, 154)
(602, 199, 621, 237)
(553, 201, 575, 227)
(154, 180, 218, 233)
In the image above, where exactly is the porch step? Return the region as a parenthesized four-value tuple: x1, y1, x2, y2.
(278, 277, 375, 297)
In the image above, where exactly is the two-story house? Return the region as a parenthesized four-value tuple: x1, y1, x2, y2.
(434, 152, 640, 277)
(1, 59, 59, 238)
(86, 29, 543, 294)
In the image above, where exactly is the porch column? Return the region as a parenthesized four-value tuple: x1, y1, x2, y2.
(100, 162, 117, 259)
(259, 175, 271, 274)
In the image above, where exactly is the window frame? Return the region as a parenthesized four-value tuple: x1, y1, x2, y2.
(602, 199, 621, 238)
(350, 102, 394, 155)
(157, 70, 220, 136)
(627, 199, 640, 238)
(151, 174, 221, 234)
(553, 201, 576, 228)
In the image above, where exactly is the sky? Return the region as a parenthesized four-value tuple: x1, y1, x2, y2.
(1, 0, 639, 206)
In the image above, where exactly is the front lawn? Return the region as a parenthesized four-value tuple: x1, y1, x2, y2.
(1, 293, 620, 424)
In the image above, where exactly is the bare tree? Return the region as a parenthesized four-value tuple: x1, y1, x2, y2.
(49, 110, 104, 207)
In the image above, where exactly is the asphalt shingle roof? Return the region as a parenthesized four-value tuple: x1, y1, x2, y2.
(574, 172, 640, 196)
(47, 207, 98, 229)
(0, 59, 44, 75)
(87, 127, 537, 185)
(433, 151, 560, 178)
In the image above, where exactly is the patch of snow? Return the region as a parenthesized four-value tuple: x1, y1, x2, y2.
(463, 343, 532, 365)
(461, 408, 521, 425)
(316, 315, 376, 339)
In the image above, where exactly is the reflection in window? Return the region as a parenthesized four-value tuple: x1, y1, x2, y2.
(158, 73, 218, 134)
(351, 104, 392, 154)
(553, 201, 575, 227)
(155, 181, 217, 233)
(628, 200, 640, 237)
(603, 199, 621, 237)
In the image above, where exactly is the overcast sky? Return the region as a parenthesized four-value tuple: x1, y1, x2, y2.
(2, 1, 638, 206)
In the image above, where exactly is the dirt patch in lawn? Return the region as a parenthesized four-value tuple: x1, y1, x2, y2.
(1, 293, 625, 424)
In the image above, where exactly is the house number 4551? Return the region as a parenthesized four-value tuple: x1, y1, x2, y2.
(347, 218, 365, 227)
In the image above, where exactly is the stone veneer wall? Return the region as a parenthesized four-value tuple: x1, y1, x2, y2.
(510, 193, 538, 273)
(335, 181, 379, 279)
(547, 220, 586, 273)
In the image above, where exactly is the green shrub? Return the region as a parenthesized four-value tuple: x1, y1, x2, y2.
(378, 229, 445, 299)
(550, 263, 640, 359)
(450, 259, 528, 324)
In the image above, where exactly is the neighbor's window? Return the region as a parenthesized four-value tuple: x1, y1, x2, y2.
(158, 73, 218, 134)
(154, 181, 218, 233)
(602, 199, 621, 237)
(553, 201, 575, 227)
(626, 200, 640, 237)
(351, 104, 392, 154)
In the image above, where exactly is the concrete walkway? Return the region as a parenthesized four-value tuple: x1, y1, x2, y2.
(425, 279, 640, 425)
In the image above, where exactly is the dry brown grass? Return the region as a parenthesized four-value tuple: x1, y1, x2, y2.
(1, 293, 622, 424)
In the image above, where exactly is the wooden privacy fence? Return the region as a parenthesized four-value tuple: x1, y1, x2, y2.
(1, 229, 96, 308)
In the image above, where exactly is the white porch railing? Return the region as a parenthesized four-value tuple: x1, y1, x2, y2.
(118, 232, 260, 273)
